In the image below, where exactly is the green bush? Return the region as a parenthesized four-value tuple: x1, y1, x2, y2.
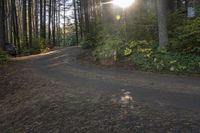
(93, 36, 123, 61)
(169, 11, 200, 55)
(21, 48, 40, 56)
(21, 38, 49, 56)
(0, 49, 8, 64)
(122, 40, 200, 73)
(132, 51, 200, 73)
(80, 33, 97, 49)
(39, 38, 48, 50)
(62, 33, 77, 47)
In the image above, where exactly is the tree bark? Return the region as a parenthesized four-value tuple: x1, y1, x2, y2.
(28, 0, 32, 47)
(43, 0, 46, 39)
(73, 0, 79, 45)
(35, 0, 39, 38)
(0, 0, 5, 49)
(22, 0, 28, 47)
(52, 0, 56, 46)
(156, 0, 168, 48)
(40, 0, 43, 38)
(84, 0, 90, 34)
(48, 0, 52, 43)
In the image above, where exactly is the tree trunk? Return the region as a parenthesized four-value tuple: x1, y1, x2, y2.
(78, 0, 83, 38)
(4, 0, 8, 43)
(84, 0, 90, 34)
(63, 0, 66, 45)
(22, 0, 28, 47)
(43, 0, 46, 39)
(73, 0, 79, 45)
(40, 0, 43, 38)
(0, 0, 5, 49)
(28, 0, 32, 47)
(52, 0, 56, 46)
(35, 0, 39, 38)
(156, 0, 168, 48)
(48, 0, 52, 43)
(13, 0, 20, 54)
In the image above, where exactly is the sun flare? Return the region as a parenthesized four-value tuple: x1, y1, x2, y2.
(113, 0, 135, 8)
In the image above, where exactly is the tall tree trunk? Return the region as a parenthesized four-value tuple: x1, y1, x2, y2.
(0, 0, 5, 49)
(57, 0, 61, 45)
(10, 0, 13, 44)
(22, 0, 28, 47)
(84, 0, 90, 34)
(73, 0, 79, 45)
(43, 0, 46, 39)
(63, 0, 66, 45)
(48, 0, 52, 43)
(78, 0, 83, 38)
(12, 0, 20, 54)
(40, 0, 43, 38)
(28, 0, 32, 47)
(52, 0, 56, 46)
(156, 0, 168, 48)
(4, 0, 8, 43)
(35, 0, 39, 38)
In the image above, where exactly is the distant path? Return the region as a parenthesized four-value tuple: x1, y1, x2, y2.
(0, 46, 200, 132)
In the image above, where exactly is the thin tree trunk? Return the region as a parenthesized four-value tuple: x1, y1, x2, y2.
(0, 0, 5, 49)
(78, 0, 83, 38)
(63, 0, 66, 45)
(48, 0, 52, 43)
(22, 0, 28, 47)
(10, 0, 13, 44)
(40, 0, 43, 38)
(73, 0, 79, 45)
(52, 0, 56, 45)
(13, 0, 20, 54)
(156, 0, 168, 48)
(35, 0, 38, 38)
(4, 0, 8, 43)
(28, 0, 32, 47)
(43, 0, 46, 39)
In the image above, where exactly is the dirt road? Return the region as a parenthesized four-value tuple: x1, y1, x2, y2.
(0, 47, 200, 133)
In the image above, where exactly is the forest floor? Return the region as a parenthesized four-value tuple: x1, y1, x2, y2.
(0, 46, 200, 133)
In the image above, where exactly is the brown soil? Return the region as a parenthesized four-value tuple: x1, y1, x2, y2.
(0, 46, 200, 133)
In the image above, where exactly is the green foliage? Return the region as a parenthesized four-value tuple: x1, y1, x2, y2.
(121, 41, 200, 73)
(80, 33, 97, 49)
(20, 34, 28, 50)
(132, 51, 200, 73)
(0, 49, 8, 64)
(82, 6, 200, 74)
(62, 33, 77, 47)
(21, 48, 39, 56)
(21, 38, 48, 56)
(93, 36, 123, 61)
(39, 38, 48, 50)
(169, 11, 200, 55)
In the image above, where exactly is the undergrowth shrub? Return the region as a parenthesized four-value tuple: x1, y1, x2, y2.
(80, 33, 97, 49)
(93, 36, 123, 61)
(169, 11, 200, 55)
(0, 49, 8, 64)
(122, 40, 200, 73)
(62, 33, 77, 47)
(21, 38, 49, 56)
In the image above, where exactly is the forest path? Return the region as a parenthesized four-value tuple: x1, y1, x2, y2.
(0, 46, 200, 132)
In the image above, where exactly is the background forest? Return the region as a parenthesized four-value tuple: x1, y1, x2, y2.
(0, 0, 200, 73)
